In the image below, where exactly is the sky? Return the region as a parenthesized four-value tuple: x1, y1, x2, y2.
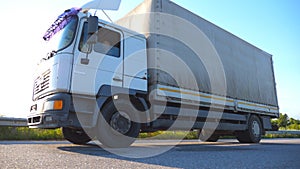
(0, 0, 299, 119)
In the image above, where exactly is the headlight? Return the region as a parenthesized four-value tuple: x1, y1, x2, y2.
(43, 100, 63, 111)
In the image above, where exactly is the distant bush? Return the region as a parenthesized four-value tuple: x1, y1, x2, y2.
(286, 124, 300, 130)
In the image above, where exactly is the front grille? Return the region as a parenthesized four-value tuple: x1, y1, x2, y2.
(33, 69, 51, 95)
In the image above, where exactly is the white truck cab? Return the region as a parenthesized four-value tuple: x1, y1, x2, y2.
(29, 10, 147, 134)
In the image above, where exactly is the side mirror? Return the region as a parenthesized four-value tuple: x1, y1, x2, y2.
(87, 16, 98, 44)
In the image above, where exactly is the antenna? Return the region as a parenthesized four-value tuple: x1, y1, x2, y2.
(102, 10, 113, 23)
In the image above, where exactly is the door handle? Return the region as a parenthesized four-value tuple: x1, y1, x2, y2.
(113, 77, 123, 82)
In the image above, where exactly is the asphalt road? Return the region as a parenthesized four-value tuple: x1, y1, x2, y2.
(0, 139, 300, 169)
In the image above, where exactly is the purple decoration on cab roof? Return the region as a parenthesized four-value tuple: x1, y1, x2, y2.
(43, 7, 82, 41)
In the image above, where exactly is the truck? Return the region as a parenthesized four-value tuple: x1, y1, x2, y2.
(28, 0, 279, 148)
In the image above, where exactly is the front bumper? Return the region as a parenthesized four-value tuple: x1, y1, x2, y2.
(28, 93, 71, 129)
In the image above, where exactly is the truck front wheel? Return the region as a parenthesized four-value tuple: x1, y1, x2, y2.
(236, 115, 262, 143)
(62, 127, 91, 145)
(96, 99, 141, 148)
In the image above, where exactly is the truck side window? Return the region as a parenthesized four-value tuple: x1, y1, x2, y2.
(79, 23, 121, 57)
(94, 27, 121, 57)
(79, 23, 89, 53)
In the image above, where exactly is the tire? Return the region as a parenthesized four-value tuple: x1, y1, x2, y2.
(236, 115, 262, 143)
(62, 127, 91, 145)
(96, 99, 141, 148)
(198, 129, 219, 142)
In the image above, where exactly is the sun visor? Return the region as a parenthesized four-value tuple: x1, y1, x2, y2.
(82, 0, 121, 10)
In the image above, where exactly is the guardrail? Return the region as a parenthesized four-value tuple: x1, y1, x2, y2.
(266, 130, 300, 135)
(0, 117, 28, 127)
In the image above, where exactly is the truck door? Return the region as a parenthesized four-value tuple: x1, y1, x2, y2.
(71, 22, 123, 96)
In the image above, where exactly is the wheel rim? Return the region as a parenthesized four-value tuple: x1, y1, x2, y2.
(252, 120, 260, 137)
(110, 111, 131, 134)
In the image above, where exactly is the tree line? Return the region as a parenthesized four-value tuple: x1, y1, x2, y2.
(272, 113, 300, 130)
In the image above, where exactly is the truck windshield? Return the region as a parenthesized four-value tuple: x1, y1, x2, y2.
(45, 16, 78, 53)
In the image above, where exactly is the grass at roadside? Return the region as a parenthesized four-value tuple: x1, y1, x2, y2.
(139, 131, 300, 139)
(0, 127, 299, 140)
(139, 131, 198, 139)
(0, 126, 63, 140)
(263, 133, 300, 139)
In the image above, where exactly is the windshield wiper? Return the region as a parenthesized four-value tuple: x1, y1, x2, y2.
(46, 50, 57, 60)
(40, 50, 57, 62)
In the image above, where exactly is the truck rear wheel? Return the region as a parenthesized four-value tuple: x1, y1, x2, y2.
(62, 127, 91, 145)
(236, 115, 262, 143)
(96, 99, 141, 148)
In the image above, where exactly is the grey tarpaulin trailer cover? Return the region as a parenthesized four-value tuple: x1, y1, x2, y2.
(117, 0, 278, 108)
